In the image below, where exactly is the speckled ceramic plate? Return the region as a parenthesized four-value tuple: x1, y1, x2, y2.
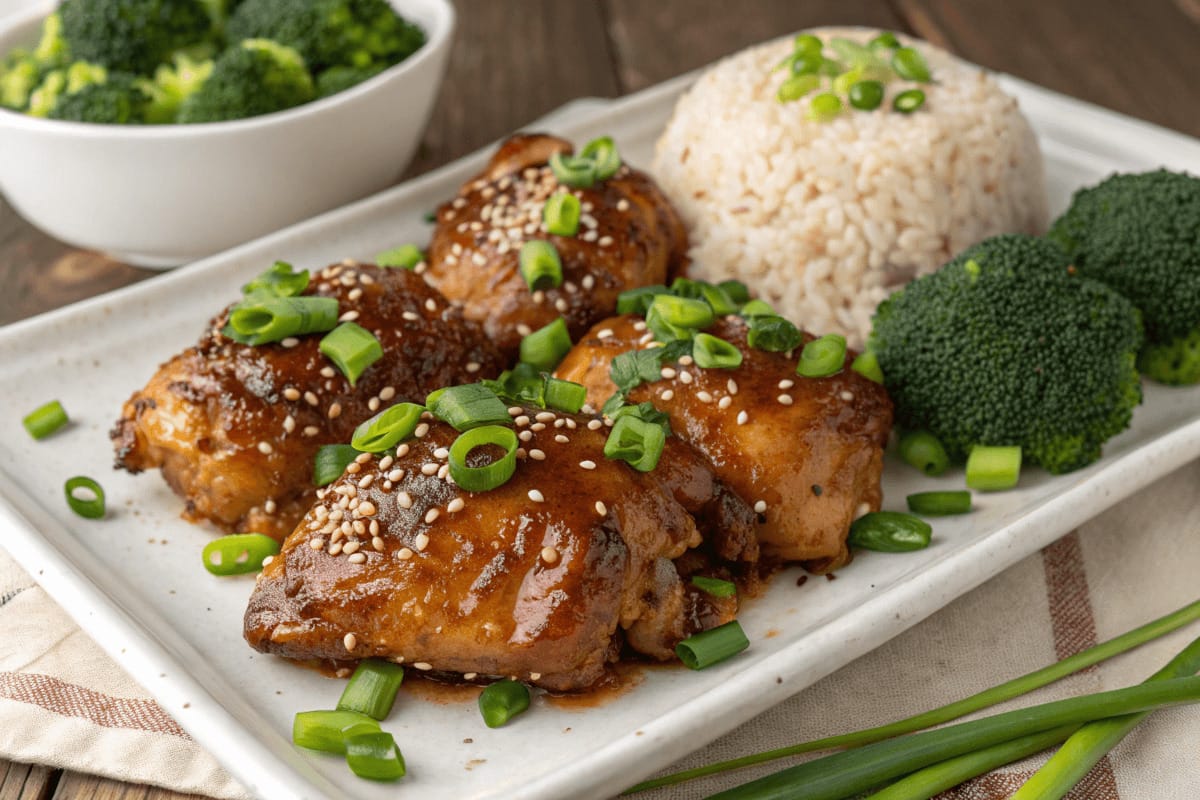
(1, 72, 1199, 800)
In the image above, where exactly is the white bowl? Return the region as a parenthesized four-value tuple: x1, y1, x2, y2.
(0, 0, 454, 267)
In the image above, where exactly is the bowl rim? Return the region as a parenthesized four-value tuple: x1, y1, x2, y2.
(0, 0, 455, 138)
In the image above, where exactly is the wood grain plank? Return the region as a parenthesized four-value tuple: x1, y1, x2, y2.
(403, 0, 620, 177)
(602, 0, 910, 91)
(51, 773, 205, 800)
(897, 0, 1200, 136)
(0, 762, 56, 800)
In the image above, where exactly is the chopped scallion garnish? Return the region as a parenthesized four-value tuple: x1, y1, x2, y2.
(313, 444, 362, 487)
(808, 91, 843, 122)
(478, 679, 530, 728)
(850, 350, 885, 383)
(293, 709, 380, 754)
(966, 445, 1022, 491)
(692, 333, 743, 369)
(64, 475, 105, 519)
(907, 490, 972, 516)
(893, 87, 926, 113)
(351, 403, 423, 451)
(23, 400, 68, 440)
(319, 322, 382, 387)
(543, 192, 581, 237)
(616, 285, 669, 316)
(448, 425, 519, 492)
(650, 294, 714, 331)
(777, 73, 819, 103)
(848, 511, 932, 552)
(548, 152, 596, 188)
(242, 261, 309, 297)
(898, 430, 950, 476)
(603, 414, 666, 472)
(519, 317, 572, 371)
(337, 660, 405, 721)
(848, 79, 885, 110)
(719, 280, 751, 305)
(346, 731, 406, 781)
(892, 46, 930, 82)
(544, 377, 587, 414)
(579, 136, 622, 180)
(699, 283, 739, 316)
(518, 240, 564, 291)
(797, 334, 847, 377)
(746, 314, 802, 353)
(201, 533, 280, 576)
(740, 299, 776, 317)
(676, 620, 750, 670)
(691, 576, 737, 598)
(225, 296, 339, 346)
(427, 384, 510, 431)
(375, 244, 423, 269)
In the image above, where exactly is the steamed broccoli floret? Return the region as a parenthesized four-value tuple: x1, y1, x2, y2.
(142, 52, 214, 122)
(59, 0, 213, 74)
(50, 71, 151, 122)
(27, 70, 67, 116)
(226, 0, 425, 71)
(314, 62, 384, 98)
(34, 11, 70, 67)
(0, 50, 41, 110)
(870, 234, 1143, 475)
(1047, 170, 1200, 385)
(176, 38, 312, 123)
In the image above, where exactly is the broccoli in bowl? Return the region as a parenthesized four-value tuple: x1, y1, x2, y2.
(0, 0, 425, 124)
(870, 234, 1144, 475)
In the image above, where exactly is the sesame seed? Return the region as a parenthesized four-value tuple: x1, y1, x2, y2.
(265, 499, 277, 514)
(535, 411, 555, 423)
(434, 447, 450, 459)
(348, 553, 366, 564)
(283, 387, 301, 401)
(754, 500, 768, 514)
(555, 298, 569, 313)
(515, 415, 531, 426)
(718, 396, 733, 409)
(358, 474, 374, 489)
(358, 501, 377, 516)
(466, 362, 481, 373)
(368, 397, 380, 411)
(588, 419, 603, 430)
(398, 492, 413, 509)
(415, 533, 430, 551)
(555, 434, 569, 443)
(579, 460, 596, 470)
(678, 371, 693, 385)
(438, 464, 450, 480)
(697, 391, 714, 403)
(402, 311, 419, 321)
(633, 321, 647, 332)
(447, 498, 465, 513)
(303, 425, 320, 437)
(737, 410, 750, 425)
(372, 536, 385, 551)
(329, 541, 343, 556)
(310, 537, 325, 550)
(518, 430, 533, 442)
(339, 310, 360, 323)
(528, 489, 545, 503)
(597, 328, 613, 339)
(414, 662, 433, 671)
(554, 418, 566, 428)
(328, 403, 342, 419)
(582, 275, 595, 290)
(380, 386, 396, 400)
(398, 547, 414, 560)
(529, 449, 546, 460)
(415, 423, 430, 438)
(421, 463, 438, 476)
(617, 199, 630, 212)
(727, 379, 739, 394)
(396, 444, 410, 457)
(679, 355, 694, 366)
(348, 288, 363, 301)
(304, 391, 319, 406)
(386, 469, 403, 483)
(283, 415, 296, 433)
(344, 633, 357, 651)
(598, 235, 614, 247)
(517, 323, 532, 337)
(566, 419, 577, 429)
(463, 672, 477, 680)
(281, 337, 299, 348)
(329, 507, 345, 521)
(777, 394, 794, 406)
(841, 390, 855, 402)
(541, 546, 559, 564)
(779, 379, 795, 390)
(379, 455, 394, 470)
(661, 367, 677, 379)
(425, 298, 438, 312)
(343, 540, 361, 555)
(595, 500, 607, 516)
(425, 508, 440, 524)
(257, 441, 273, 454)
(508, 406, 524, 416)
(661, 389, 675, 402)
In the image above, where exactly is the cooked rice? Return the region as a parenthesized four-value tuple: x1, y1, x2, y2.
(652, 28, 1047, 347)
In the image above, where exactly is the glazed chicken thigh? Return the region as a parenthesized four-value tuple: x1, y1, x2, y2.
(244, 409, 739, 691)
(556, 315, 894, 570)
(423, 133, 688, 358)
(112, 263, 505, 540)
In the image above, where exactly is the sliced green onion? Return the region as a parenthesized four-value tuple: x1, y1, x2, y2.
(848, 511, 932, 552)
(692, 333, 743, 369)
(351, 403, 423, 451)
(784, 50, 823, 76)
(898, 430, 950, 476)
(319, 322, 382, 387)
(848, 79, 884, 110)
(337, 659, 405, 721)
(627, 599, 1200, 795)
(828, 37, 876, 67)
(519, 317, 572, 371)
(548, 152, 596, 188)
(242, 261, 309, 297)
(719, 280, 751, 304)
(850, 350, 884, 383)
(518, 240, 564, 291)
(893, 88, 926, 113)
(892, 46, 931, 81)
(609, 346, 676, 393)
(807, 92, 843, 122)
(225, 296, 339, 346)
(579, 135, 622, 180)
(64, 476, 105, 519)
(201, 533, 280, 576)
(777, 73, 820, 103)
(906, 490, 972, 516)
(868, 31, 901, 52)
(740, 299, 776, 317)
(375, 244, 423, 269)
(793, 33, 823, 55)
(346, 731, 406, 781)
(292, 709, 380, 754)
(650, 294, 714, 330)
(544, 377, 587, 413)
(543, 192, 581, 236)
(818, 57, 843, 77)
(746, 314, 802, 353)
(485, 362, 546, 406)
(691, 576, 737, 598)
(669, 277, 705, 299)
(428, 384, 510, 431)
(646, 304, 695, 343)
(23, 400, 68, 440)
(797, 334, 847, 377)
(313, 444, 362, 487)
(611, 401, 671, 431)
(448, 425, 518, 492)
(604, 414, 666, 472)
(617, 285, 670, 315)
(706, 677, 1200, 800)
(676, 620, 749, 670)
(966, 445, 1022, 491)
(478, 679, 530, 728)
(699, 283, 740, 316)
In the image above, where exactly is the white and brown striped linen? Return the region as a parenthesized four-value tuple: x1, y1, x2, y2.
(1, 459, 1198, 799)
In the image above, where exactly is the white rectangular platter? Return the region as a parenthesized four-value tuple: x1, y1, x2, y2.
(1, 70, 1199, 800)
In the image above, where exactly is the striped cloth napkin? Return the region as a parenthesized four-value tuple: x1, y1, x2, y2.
(1, 458, 1198, 799)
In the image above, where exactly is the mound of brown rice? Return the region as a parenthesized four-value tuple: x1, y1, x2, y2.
(652, 29, 1047, 346)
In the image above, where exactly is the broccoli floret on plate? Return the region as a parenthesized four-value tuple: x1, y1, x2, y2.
(1046, 169, 1200, 386)
(0, 12, 71, 111)
(314, 62, 385, 98)
(226, 0, 424, 71)
(141, 52, 214, 122)
(176, 38, 312, 123)
(59, 0, 214, 74)
(50, 71, 152, 123)
(870, 234, 1143, 475)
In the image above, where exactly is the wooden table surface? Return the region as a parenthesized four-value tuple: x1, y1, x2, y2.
(2, 0, 1197, 797)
